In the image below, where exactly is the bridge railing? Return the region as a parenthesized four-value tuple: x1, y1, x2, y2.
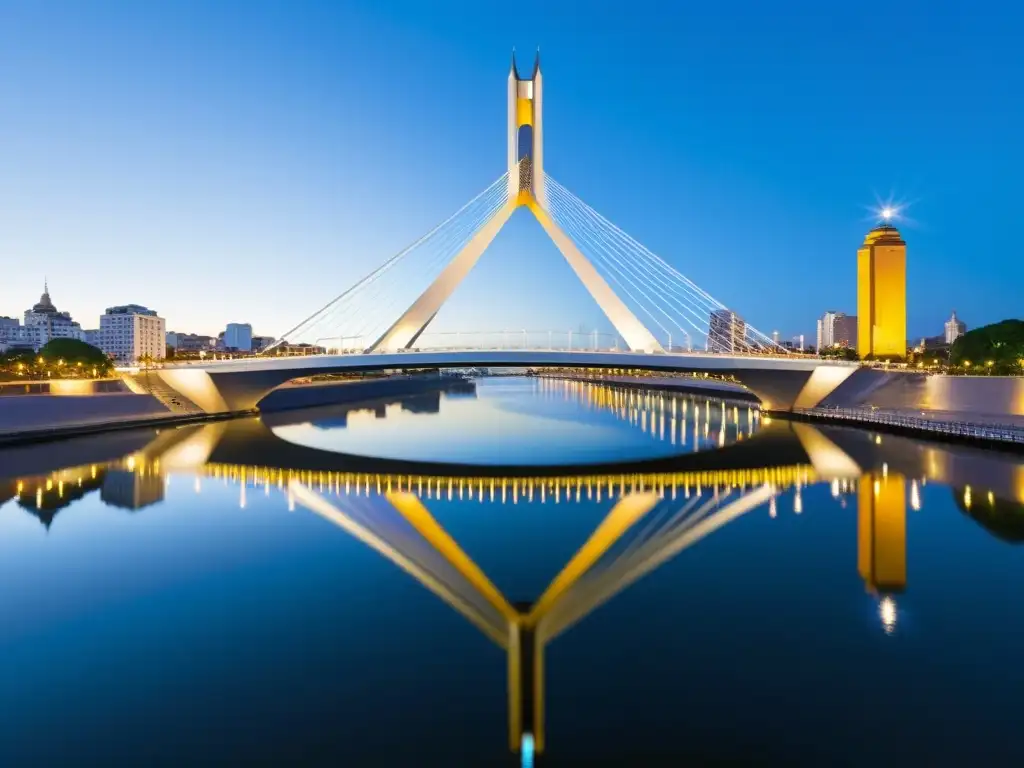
(156, 340, 829, 369)
(308, 330, 631, 353)
(413, 330, 628, 352)
(795, 406, 1024, 445)
(288, 331, 810, 360)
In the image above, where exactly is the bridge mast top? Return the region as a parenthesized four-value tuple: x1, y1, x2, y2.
(508, 48, 545, 207)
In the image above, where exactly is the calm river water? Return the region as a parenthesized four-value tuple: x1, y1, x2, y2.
(2, 376, 1023, 766)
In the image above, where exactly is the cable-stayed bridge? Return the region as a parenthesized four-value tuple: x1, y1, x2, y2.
(266, 53, 780, 359)
(136, 53, 884, 416)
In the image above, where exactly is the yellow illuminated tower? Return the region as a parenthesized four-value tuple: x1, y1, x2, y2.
(857, 474, 906, 594)
(857, 218, 907, 359)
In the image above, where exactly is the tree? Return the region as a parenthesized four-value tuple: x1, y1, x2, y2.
(819, 346, 858, 361)
(949, 320, 1024, 374)
(0, 348, 36, 366)
(39, 338, 107, 364)
(38, 338, 112, 378)
(0, 348, 36, 381)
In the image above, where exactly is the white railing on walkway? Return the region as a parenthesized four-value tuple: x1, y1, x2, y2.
(795, 406, 1024, 445)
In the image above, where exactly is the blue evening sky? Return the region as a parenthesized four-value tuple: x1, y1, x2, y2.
(1, 0, 1019, 342)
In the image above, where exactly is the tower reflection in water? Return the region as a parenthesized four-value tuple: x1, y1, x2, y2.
(5, 379, 1024, 761)
(858, 473, 906, 634)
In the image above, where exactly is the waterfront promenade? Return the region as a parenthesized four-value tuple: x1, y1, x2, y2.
(793, 405, 1024, 446)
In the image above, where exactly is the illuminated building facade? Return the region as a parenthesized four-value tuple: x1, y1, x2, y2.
(857, 224, 906, 359)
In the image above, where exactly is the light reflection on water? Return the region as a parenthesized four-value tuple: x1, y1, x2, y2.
(271, 377, 763, 465)
(1, 376, 1024, 765)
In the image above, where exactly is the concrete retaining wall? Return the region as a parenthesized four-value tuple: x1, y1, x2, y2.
(0, 393, 170, 436)
(0, 376, 463, 442)
(921, 376, 1024, 417)
(0, 378, 130, 397)
(825, 372, 1024, 418)
(813, 369, 1024, 426)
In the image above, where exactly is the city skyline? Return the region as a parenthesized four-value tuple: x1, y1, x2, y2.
(0, 257, 974, 356)
(2, 1, 1018, 342)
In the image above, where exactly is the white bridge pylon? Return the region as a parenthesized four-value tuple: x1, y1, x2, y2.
(270, 53, 782, 357)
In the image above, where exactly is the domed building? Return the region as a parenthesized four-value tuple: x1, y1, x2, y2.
(20, 280, 85, 349)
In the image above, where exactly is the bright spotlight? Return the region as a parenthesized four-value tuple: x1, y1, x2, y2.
(881, 207, 895, 221)
(880, 596, 897, 634)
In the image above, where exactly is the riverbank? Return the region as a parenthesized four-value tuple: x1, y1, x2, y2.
(0, 375, 466, 447)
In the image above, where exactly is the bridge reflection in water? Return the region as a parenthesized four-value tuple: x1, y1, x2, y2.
(535, 376, 763, 449)
(6, 402, 956, 762)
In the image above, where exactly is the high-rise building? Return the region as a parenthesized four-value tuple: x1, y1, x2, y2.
(100, 305, 166, 363)
(771, 330, 780, 346)
(834, 315, 857, 348)
(708, 309, 746, 353)
(944, 310, 967, 345)
(817, 311, 837, 349)
(857, 223, 906, 359)
(817, 311, 858, 350)
(223, 323, 253, 352)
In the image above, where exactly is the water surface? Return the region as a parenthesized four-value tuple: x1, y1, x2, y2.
(1, 376, 1023, 766)
(271, 377, 760, 465)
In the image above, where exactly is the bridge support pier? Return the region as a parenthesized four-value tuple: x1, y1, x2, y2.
(152, 368, 299, 414)
(728, 365, 864, 412)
